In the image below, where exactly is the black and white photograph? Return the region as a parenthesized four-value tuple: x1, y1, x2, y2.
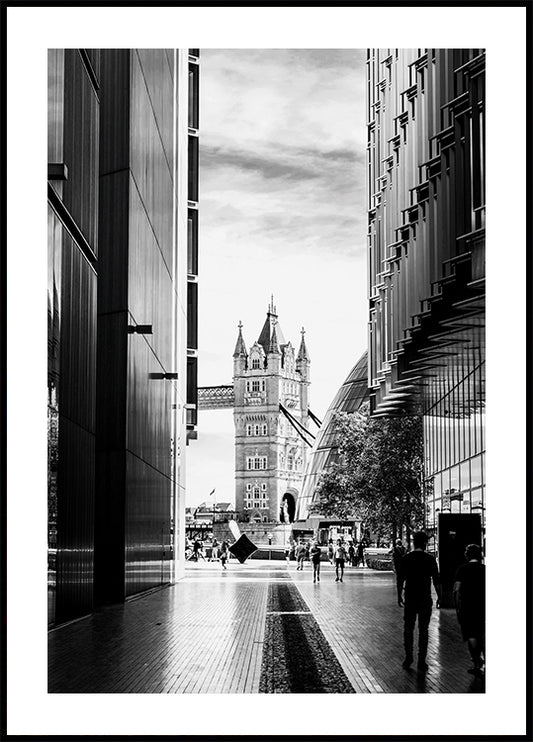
(4, 3, 529, 739)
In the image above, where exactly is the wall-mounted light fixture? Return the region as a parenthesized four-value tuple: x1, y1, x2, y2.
(149, 372, 179, 380)
(48, 163, 68, 181)
(128, 324, 153, 334)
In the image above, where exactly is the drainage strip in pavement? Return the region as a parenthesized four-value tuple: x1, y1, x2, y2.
(259, 581, 355, 694)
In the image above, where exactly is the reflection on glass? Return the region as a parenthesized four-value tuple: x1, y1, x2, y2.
(478, 409, 485, 453)
(460, 460, 470, 491)
(471, 455, 482, 487)
(449, 465, 459, 493)
(422, 357, 485, 536)
(471, 487, 482, 507)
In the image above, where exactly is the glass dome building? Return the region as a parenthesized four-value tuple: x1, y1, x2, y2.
(296, 351, 370, 522)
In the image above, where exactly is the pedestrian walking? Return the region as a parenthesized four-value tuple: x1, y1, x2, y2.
(210, 537, 219, 562)
(310, 541, 321, 583)
(453, 544, 485, 676)
(348, 542, 355, 567)
(192, 539, 205, 561)
(327, 539, 334, 564)
(357, 540, 365, 568)
(397, 531, 441, 672)
(296, 540, 306, 570)
(334, 540, 347, 582)
(219, 540, 229, 569)
(391, 539, 406, 595)
(289, 541, 296, 562)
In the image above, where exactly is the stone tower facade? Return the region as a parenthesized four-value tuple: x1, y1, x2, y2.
(233, 299, 311, 524)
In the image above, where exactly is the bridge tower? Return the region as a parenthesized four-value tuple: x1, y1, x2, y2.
(233, 298, 311, 524)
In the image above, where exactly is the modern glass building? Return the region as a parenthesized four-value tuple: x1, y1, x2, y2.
(366, 49, 485, 541)
(296, 351, 370, 522)
(47, 49, 199, 626)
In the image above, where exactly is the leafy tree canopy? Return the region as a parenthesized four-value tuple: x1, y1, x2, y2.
(314, 406, 425, 541)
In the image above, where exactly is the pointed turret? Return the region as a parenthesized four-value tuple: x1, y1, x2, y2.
(233, 321, 247, 358)
(269, 323, 281, 354)
(296, 327, 310, 393)
(258, 296, 286, 354)
(233, 321, 248, 377)
(297, 327, 310, 363)
(266, 319, 282, 373)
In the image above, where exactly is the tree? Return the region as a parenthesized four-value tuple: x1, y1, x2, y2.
(315, 407, 425, 543)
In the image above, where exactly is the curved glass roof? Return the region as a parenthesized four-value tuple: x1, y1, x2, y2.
(296, 351, 370, 521)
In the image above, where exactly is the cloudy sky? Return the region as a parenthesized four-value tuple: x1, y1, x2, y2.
(186, 49, 368, 508)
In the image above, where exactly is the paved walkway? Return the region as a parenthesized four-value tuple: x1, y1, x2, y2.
(48, 560, 484, 694)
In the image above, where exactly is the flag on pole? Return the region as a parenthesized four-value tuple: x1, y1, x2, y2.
(209, 488, 216, 496)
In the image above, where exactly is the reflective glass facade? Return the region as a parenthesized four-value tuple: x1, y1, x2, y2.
(48, 49, 99, 625)
(48, 49, 198, 626)
(366, 49, 485, 542)
(424, 353, 485, 532)
(296, 352, 370, 520)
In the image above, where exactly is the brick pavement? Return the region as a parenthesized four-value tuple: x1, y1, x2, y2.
(48, 560, 484, 694)
(292, 563, 484, 693)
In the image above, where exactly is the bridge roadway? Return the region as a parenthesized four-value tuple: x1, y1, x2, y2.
(197, 385, 235, 410)
(48, 560, 484, 694)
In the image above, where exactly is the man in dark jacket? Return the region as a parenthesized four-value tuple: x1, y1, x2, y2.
(453, 544, 485, 676)
(397, 531, 441, 671)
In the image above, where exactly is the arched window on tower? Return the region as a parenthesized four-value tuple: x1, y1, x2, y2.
(252, 358, 260, 369)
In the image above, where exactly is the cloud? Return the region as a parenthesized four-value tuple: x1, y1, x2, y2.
(202, 141, 364, 181)
(200, 49, 367, 152)
(202, 144, 323, 182)
(199, 49, 367, 264)
(200, 141, 366, 259)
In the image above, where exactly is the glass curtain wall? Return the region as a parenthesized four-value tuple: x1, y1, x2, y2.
(296, 351, 370, 521)
(424, 354, 485, 537)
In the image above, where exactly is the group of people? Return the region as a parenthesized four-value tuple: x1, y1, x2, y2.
(186, 537, 230, 569)
(328, 539, 367, 568)
(291, 538, 365, 583)
(394, 531, 485, 677)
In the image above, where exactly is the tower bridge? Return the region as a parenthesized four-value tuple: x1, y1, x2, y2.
(197, 298, 321, 526)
